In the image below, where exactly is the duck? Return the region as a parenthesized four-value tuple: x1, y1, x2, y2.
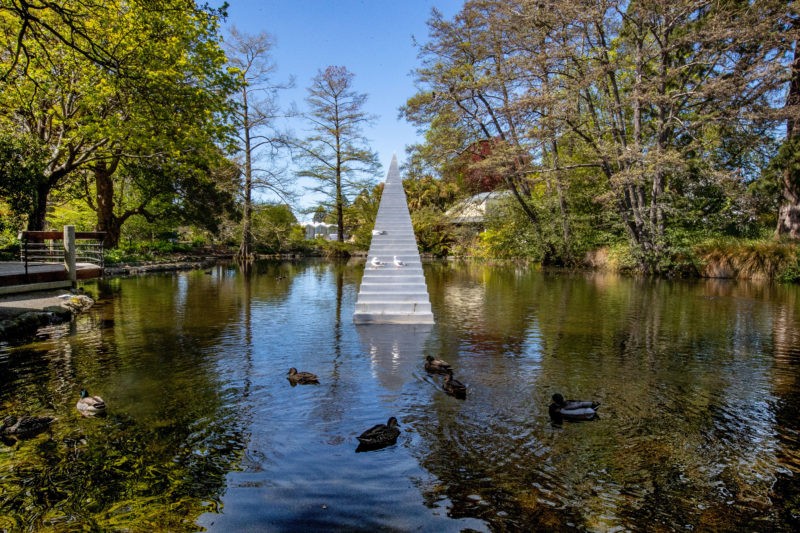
(424, 354, 452, 374)
(76, 389, 106, 415)
(357, 416, 400, 449)
(393, 256, 406, 267)
(443, 373, 467, 399)
(287, 367, 319, 385)
(370, 256, 385, 268)
(549, 393, 600, 422)
(1, 415, 55, 438)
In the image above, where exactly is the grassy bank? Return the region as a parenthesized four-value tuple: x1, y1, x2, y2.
(582, 239, 800, 283)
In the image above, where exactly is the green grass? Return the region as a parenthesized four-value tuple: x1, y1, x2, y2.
(692, 238, 799, 281)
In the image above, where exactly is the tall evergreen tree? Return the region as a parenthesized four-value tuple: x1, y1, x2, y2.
(296, 66, 381, 242)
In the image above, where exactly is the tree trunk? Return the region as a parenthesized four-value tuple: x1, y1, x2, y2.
(94, 159, 123, 248)
(336, 133, 344, 242)
(777, 37, 800, 239)
(27, 181, 49, 231)
(238, 87, 253, 263)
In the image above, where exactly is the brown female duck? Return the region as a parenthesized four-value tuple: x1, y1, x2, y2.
(1, 415, 55, 438)
(357, 416, 400, 448)
(424, 355, 452, 374)
(287, 367, 319, 385)
(443, 373, 467, 399)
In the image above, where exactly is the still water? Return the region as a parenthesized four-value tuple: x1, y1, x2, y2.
(1, 259, 800, 531)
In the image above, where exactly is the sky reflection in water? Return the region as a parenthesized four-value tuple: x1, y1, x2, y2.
(1, 260, 799, 531)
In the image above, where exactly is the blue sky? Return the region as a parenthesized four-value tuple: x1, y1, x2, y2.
(219, 0, 463, 214)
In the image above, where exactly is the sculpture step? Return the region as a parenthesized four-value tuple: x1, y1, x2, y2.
(355, 292, 430, 303)
(354, 302, 432, 314)
(353, 311, 435, 325)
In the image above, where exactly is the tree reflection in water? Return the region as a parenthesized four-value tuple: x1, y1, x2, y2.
(1, 261, 799, 531)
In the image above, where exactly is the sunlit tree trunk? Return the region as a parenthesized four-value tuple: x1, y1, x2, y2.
(777, 36, 800, 239)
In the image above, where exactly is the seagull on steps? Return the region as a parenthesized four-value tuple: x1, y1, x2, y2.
(372, 229, 386, 236)
(393, 256, 406, 268)
(371, 257, 385, 268)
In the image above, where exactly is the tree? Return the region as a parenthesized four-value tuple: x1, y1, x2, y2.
(250, 203, 297, 253)
(225, 27, 294, 263)
(777, 14, 800, 239)
(344, 184, 383, 248)
(0, 132, 46, 232)
(0, 0, 124, 81)
(296, 66, 381, 242)
(0, 0, 240, 245)
(406, 0, 797, 270)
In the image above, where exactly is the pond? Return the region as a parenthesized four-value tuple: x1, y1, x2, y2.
(1, 259, 800, 531)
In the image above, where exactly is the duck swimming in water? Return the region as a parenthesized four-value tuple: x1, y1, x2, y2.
(1, 415, 55, 438)
(357, 416, 400, 450)
(443, 372, 467, 399)
(549, 393, 600, 422)
(287, 367, 319, 385)
(424, 355, 452, 374)
(76, 389, 106, 416)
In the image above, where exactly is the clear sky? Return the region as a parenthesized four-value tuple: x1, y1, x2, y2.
(219, 0, 463, 214)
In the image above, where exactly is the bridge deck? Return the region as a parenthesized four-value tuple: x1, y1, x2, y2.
(0, 262, 102, 293)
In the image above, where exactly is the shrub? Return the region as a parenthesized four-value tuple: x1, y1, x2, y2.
(693, 238, 798, 280)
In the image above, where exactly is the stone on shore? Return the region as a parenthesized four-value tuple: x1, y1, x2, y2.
(0, 291, 94, 343)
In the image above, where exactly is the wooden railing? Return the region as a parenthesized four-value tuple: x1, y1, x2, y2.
(19, 226, 105, 282)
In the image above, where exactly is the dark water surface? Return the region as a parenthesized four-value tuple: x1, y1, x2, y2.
(1, 260, 800, 531)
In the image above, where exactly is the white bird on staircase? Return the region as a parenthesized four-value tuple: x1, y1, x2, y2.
(393, 256, 406, 267)
(371, 256, 385, 268)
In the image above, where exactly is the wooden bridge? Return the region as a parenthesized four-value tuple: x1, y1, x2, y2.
(0, 226, 104, 294)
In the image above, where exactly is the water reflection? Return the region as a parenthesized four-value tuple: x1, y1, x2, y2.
(357, 324, 433, 390)
(1, 261, 799, 531)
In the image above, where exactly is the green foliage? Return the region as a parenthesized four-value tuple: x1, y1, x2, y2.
(0, 0, 239, 237)
(0, 132, 47, 229)
(314, 239, 355, 258)
(404, 0, 795, 272)
(777, 259, 800, 283)
(477, 200, 541, 260)
(251, 203, 297, 254)
(47, 199, 98, 232)
(344, 184, 382, 250)
(104, 240, 201, 265)
(604, 242, 640, 273)
(411, 205, 457, 256)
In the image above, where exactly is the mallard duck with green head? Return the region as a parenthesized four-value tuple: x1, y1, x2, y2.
(76, 389, 106, 415)
(549, 393, 600, 422)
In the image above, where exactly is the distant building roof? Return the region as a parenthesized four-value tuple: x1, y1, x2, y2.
(445, 190, 512, 224)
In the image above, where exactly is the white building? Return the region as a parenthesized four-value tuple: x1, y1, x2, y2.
(303, 222, 339, 240)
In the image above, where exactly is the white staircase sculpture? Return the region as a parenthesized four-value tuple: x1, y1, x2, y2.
(353, 155, 435, 324)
